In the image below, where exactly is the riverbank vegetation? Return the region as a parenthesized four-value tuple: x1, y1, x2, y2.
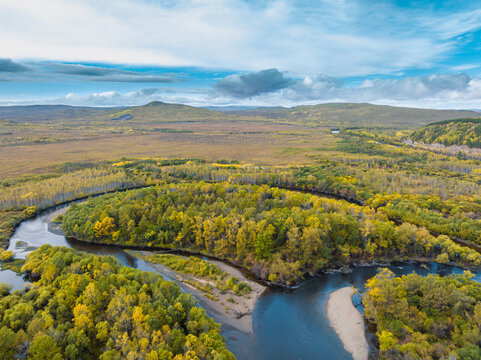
(3, 136, 481, 282)
(0, 163, 150, 248)
(61, 182, 481, 285)
(0, 245, 234, 360)
(0, 167, 145, 210)
(139, 254, 252, 298)
(364, 269, 481, 360)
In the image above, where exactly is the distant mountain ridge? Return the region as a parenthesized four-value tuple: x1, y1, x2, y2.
(0, 101, 478, 128)
(0, 101, 222, 123)
(214, 102, 480, 128)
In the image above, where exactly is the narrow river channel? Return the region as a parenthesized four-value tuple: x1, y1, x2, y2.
(1, 206, 480, 360)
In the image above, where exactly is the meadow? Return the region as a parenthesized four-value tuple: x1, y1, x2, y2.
(0, 101, 475, 179)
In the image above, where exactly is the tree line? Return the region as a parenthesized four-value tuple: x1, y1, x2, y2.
(61, 183, 481, 285)
(0, 168, 145, 211)
(411, 118, 481, 148)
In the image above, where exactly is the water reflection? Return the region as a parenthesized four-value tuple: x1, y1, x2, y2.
(0, 269, 28, 291)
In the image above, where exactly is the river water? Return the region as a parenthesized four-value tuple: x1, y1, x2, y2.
(1, 209, 480, 360)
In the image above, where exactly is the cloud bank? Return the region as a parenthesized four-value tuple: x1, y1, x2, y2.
(6, 70, 480, 109)
(0, 60, 177, 83)
(209, 70, 481, 108)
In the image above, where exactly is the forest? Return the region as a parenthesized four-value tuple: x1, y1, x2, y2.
(411, 118, 481, 148)
(60, 182, 481, 285)
(364, 269, 481, 360)
(0, 164, 149, 248)
(0, 245, 234, 360)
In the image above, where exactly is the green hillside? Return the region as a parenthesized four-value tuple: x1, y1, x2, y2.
(218, 103, 479, 128)
(1, 102, 478, 128)
(411, 117, 481, 148)
(0, 101, 227, 124)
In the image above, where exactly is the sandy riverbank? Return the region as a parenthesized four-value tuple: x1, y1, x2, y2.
(135, 251, 265, 334)
(326, 287, 368, 360)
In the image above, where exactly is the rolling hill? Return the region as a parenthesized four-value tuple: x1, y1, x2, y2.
(0, 102, 478, 128)
(0, 101, 226, 124)
(218, 103, 480, 128)
(411, 117, 481, 148)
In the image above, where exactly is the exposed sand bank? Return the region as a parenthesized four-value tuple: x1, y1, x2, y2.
(326, 287, 369, 360)
(136, 251, 265, 334)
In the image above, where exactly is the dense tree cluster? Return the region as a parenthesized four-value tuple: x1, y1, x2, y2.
(141, 145, 481, 246)
(141, 254, 252, 297)
(411, 118, 481, 148)
(0, 210, 25, 248)
(364, 269, 481, 360)
(62, 183, 481, 285)
(370, 194, 481, 245)
(0, 245, 234, 360)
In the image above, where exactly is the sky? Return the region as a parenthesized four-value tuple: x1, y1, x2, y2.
(1, 0, 481, 109)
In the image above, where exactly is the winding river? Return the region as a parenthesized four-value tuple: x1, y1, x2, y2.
(1, 206, 481, 360)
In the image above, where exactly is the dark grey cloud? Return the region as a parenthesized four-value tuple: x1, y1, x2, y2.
(46, 63, 176, 83)
(215, 68, 295, 98)
(50, 63, 120, 76)
(0, 58, 29, 73)
(209, 71, 481, 108)
(0, 61, 177, 83)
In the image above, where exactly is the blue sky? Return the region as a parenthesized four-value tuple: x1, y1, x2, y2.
(1, 0, 481, 108)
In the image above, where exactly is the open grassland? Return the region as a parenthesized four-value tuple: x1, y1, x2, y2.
(0, 130, 338, 179)
(1, 101, 479, 178)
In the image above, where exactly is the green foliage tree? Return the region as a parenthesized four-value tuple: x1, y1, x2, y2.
(364, 269, 481, 360)
(0, 245, 235, 360)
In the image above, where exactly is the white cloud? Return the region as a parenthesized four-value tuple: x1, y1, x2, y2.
(452, 64, 480, 71)
(46, 89, 166, 107)
(1, 0, 480, 76)
(0, 87, 210, 107)
(3, 72, 481, 109)
(207, 71, 481, 109)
